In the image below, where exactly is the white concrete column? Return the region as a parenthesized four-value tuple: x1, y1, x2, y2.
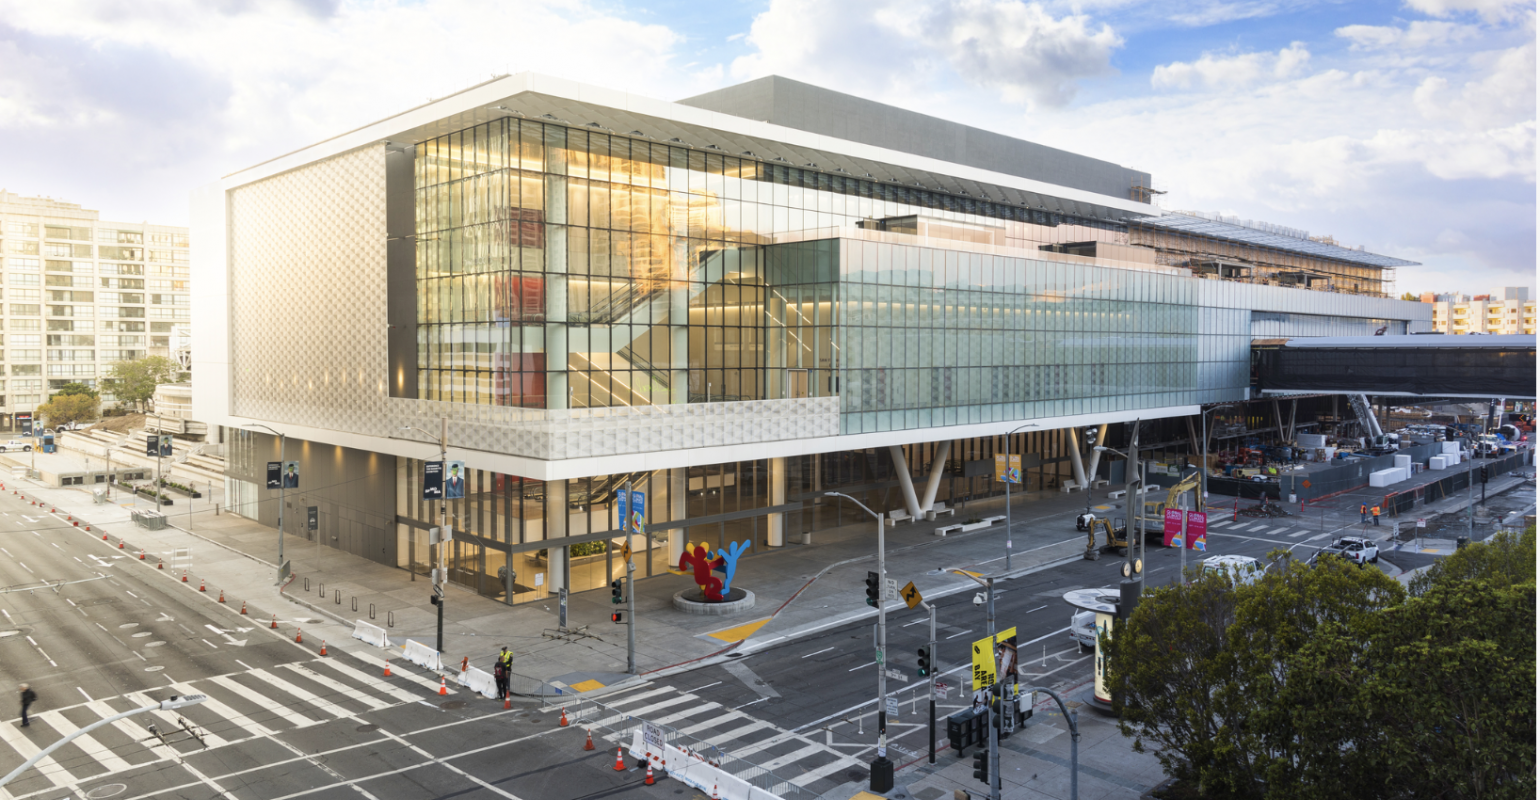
(544, 478, 567, 593)
(1083, 424, 1109, 485)
(888, 445, 923, 519)
(668, 467, 686, 567)
(919, 440, 952, 512)
(1066, 428, 1089, 490)
(766, 457, 786, 546)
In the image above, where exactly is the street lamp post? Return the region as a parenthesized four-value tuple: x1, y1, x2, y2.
(824, 490, 892, 793)
(402, 419, 450, 655)
(950, 569, 1000, 800)
(0, 694, 207, 789)
(1094, 421, 1142, 580)
(1003, 423, 1038, 572)
(241, 423, 287, 584)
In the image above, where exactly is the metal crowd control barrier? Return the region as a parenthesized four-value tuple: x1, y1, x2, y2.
(130, 510, 168, 530)
(552, 691, 814, 798)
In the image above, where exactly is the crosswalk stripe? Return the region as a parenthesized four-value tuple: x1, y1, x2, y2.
(315, 658, 424, 706)
(1207, 519, 1232, 529)
(34, 711, 134, 775)
(200, 678, 308, 733)
(84, 701, 164, 753)
(699, 719, 773, 748)
(598, 687, 673, 710)
(788, 757, 863, 787)
(1245, 523, 1268, 532)
(0, 717, 70, 786)
(675, 710, 751, 737)
(653, 702, 721, 727)
(756, 742, 825, 772)
(285, 663, 395, 711)
(244, 669, 353, 720)
(589, 695, 696, 730)
(1306, 533, 1330, 542)
(124, 691, 233, 748)
(343, 648, 453, 695)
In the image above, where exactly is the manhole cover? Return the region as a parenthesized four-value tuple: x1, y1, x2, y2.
(144, 641, 166, 648)
(118, 623, 139, 629)
(144, 666, 164, 672)
(355, 724, 379, 732)
(132, 632, 152, 638)
(439, 700, 466, 710)
(84, 784, 127, 799)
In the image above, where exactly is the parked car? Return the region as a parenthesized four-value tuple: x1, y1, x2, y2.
(1310, 536, 1379, 567)
(1202, 554, 1264, 585)
(1070, 610, 1097, 648)
(0, 440, 33, 453)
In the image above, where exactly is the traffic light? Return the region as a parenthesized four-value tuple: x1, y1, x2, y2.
(917, 645, 931, 677)
(1480, 465, 1489, 483)
(611, 611, 624, 624)
(972, 749, 989, 784)
(864, 571, 880, 608)
(611, 579, 624, 604)
(429, 595, 440, 606)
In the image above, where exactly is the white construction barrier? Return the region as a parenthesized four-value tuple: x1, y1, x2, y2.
(1394, 454, 1412, 471)
(402, 639, 443, 672)
(351, 619, 388, 649)
(629, 730, 784, 800)
(457, 666, 499, 699)
(1429, 456, 1448, 470)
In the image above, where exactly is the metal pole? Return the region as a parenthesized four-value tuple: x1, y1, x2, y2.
(626, 479, 636, 675)
(277, 433, 286, 583)
(986, 576, 999, 800)
(1200, 410, 1208, 513)
(1004, 469, 1011, 572)
(924, 600, 937, 764)
(437, 417, 447, 655)
(875, 499, 889, 790)
(1023, 686, 1080, 800)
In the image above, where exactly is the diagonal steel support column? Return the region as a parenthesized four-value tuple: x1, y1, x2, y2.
(919, 441, 952, 513)
(888, 445, 923, 520)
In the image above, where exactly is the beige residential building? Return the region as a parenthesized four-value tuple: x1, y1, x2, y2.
(1425, 288, 1536, 335)
(0, 191, 190, 427)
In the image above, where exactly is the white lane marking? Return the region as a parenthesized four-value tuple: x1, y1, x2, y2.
(945, 629, 974, 639)
(0, 712, 70, 786)
(35, 710, 136, 774)
(50, 542, 60, 549)
(685, 681, 722, 694)
(586, 694, 697, 730)
(206, 676, 320, 729)
(84, 698, 168, 753)
(1307, 533, 1331, 542)
(801, 647, 835, 658)
(847, 660, 876, 672)
(246, 668, 357, 718)
(340, 648, 453, 696)
(17, 562, 31, 574)
(901, 619, 927, 627)
(1289, 529, 1311, 537)
(1, 610, 9, 621)
(76, 687, 92, 703)
(280, 663, 392, 713)
(202, 639, 219, 649)
(235, 660, 255, 672)
(0, 548, 9, 556)
(790, 757, 867, 787)
(124, 590, 138, 599)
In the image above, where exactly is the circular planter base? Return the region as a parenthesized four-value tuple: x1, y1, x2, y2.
(672, 587, 755, 616)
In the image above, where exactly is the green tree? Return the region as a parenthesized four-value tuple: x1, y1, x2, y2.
(53, 382, 100, 400)
(101, 355, 180, 411)
(1401, 291, 1420, 301)
(1409, 526, 1535, 596)
(1106, 554, 1404, 799)
(35, 392, 99, 429)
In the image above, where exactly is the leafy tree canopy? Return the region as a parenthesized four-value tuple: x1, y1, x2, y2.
(36, 393, 99, 429)
(101, 356, 181, 411)
(52, 382, 99, 400)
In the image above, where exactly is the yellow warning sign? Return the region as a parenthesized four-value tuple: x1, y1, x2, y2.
(619, 541, 633, 563)
(971, 626, 1017, 690)
(900, 581, 922, 610)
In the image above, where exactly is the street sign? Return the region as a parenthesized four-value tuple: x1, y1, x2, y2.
(1302, 479, 1312, 488)
(884, 578, 898, 600)
(933, 681, 950, 700)
(875, 648, 884, 665)
(885, 696, 899, 716)
(900, 581, 922, 610)
(885, 669, 908, 684)
(1392, 521, 1401, 538)
(619, 541, 633, 563)
(1417, 518, 1426, 528)
(642, 721, 665, 753)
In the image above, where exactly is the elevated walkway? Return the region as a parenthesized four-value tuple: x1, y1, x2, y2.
(1252, 333, 1535, 398)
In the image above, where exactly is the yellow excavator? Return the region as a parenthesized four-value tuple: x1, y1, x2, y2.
(1143, 472, 1202, 529)
(1083, 516, 1128, 559)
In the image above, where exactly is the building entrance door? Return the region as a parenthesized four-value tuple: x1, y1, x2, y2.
(787, 369, 809, 399)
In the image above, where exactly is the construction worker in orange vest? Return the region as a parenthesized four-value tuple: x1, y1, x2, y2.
(1371, 505, 1381, 526)
(1360, 503, 1369, 523)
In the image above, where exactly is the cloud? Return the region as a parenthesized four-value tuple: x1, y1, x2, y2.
(1336, 20, 1482, 50)
(1403, 0, 1532, 23)
(1412, 40, 1536, 130)
(1151, 42, 1309, 90)
(731, 0, 1121, 109)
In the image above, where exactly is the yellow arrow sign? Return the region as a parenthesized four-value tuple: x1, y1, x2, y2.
(900, 581, 922, 610)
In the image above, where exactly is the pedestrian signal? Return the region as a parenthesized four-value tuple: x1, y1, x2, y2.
(611, 611, 624, 624)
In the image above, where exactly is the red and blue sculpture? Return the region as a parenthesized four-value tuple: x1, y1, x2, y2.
(678, 540, 750, 602)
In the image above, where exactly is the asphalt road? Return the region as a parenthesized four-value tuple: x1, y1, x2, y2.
(0, 474, 1518, 800)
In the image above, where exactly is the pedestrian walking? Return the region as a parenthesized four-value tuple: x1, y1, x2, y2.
(1359, 503, 1368, 523)
(1371, 505, 1381, 526)
(19, 684, 36, 727)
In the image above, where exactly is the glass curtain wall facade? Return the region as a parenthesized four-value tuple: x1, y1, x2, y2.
(411, 118, 1128, 410)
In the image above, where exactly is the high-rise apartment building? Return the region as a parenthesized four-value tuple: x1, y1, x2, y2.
(193, 74, 1430, 603)
(0, 191, 191, 425)
(1426, 287, 1535, 335)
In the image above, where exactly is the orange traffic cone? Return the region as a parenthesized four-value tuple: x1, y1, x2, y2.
(271, 614, 278, 629)
(320, 640, 328, 656)
(295, 627, 303, 643)
(181, 571, 188, 582)
(712, 783, 719, 800)
(104, 532, 109, 540)
(644, 764, 655, 785)
(218, 590, 225, 603)
(584, 729, 595, 751)
(139, 550, 146, 560)
(118, 540, 124, 549)
(438, 676, 448, 696)
(503, 692, 511, 710)
(240, 601, 247, 615)
(559, 707, 569, 727)
(383, 658, 392, 677)
(157, 561, 163, 570)
(613, 747, 627, 771)
(199, 579, 206, 592)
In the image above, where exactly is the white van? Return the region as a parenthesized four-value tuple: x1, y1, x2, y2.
(1202, 555, 1263, 585)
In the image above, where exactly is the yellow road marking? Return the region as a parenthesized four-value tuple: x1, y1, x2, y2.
(706, 617, 771, 642)
(569, 679, 606, 692)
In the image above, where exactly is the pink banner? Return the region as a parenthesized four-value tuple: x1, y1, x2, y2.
(1163, 508, 1184, 547)
(1187, 511, 1208, 551)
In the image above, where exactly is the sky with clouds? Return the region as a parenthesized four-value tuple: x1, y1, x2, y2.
(0, 0, 1532, 296)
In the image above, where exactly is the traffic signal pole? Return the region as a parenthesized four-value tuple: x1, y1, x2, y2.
(626, 559, 637, 674)
(919, 599, 936, 764)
